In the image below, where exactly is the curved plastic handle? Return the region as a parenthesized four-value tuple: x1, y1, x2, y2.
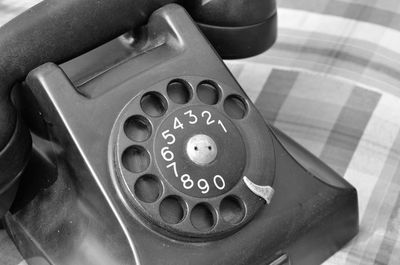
(0, 0, 176, 145)
(181, 0, 277, 59)
(0, 0, 176, 217)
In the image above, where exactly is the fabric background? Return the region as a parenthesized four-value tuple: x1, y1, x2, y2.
(1, 0, 400, 264)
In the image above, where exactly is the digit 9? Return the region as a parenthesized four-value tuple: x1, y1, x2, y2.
(197, 179, 210, 194)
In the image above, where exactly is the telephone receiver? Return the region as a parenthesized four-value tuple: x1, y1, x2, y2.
(0, 1, 358, 265)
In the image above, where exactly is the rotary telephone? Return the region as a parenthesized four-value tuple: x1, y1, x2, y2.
(0, 1, 358, 265)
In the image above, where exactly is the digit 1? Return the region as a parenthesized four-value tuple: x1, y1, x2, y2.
(218, 120, 227, 133)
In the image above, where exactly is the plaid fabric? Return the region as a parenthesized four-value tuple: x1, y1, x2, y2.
(1, 0, 400, 265)
(228, 64, 400, 265)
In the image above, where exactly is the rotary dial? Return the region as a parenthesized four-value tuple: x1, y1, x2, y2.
(110, 77, 275, 239)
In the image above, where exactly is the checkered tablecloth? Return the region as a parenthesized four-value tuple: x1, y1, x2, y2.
(1, 0, 400, 264)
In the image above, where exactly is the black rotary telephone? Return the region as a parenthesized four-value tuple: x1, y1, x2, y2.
(0, 1, 358, 265)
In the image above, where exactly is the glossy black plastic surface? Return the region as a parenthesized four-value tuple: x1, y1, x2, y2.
(5, 5, 357, 265)
(0, 0, 277, 219)
(181, 0, 277, 58)
(0, 0, 178, 220)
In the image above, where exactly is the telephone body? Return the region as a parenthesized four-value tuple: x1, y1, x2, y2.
(0, 2, 358, 265)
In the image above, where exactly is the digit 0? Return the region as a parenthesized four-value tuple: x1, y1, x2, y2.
(213, 175, 226, 190)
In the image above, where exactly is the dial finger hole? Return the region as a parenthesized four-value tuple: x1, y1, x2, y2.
(220, 196, 245, 224)
(191, 203, 215, 232)
(124, 115, 152, 142)
(167, 79, 192, 104)
(197, 81, 220, 105)
(140, 92, 168, 117)
(122, 146, 150, 173)
(134, 175, 162, 203)
(159, 196, 187, 224)
(223, 95, 248, 119)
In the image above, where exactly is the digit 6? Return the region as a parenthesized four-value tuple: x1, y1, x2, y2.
(161, 147, 174, 162)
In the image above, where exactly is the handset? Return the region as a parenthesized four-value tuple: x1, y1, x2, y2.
(0, 0, 277, 218)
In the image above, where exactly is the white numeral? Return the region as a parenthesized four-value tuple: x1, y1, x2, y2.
(161, 147, 174, 162)
(202, 111, 215, 125)
(181, 174, 194, 189)
(167, 162, 178, 177)
(174, 117, 184, 130)
(162, 130, 175, 145)
(197, 179, 210, 194)
(184, 110, 198, 124)
(218, 120, 228, 133)
(213, 175, 226, 190)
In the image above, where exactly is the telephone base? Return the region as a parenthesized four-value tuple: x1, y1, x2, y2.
(4, 4, 358, 265)
(4, 126, 358, 265)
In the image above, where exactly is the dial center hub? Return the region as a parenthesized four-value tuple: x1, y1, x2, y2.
(186, 134, 218, 166)
(154, 105, 246, 198)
